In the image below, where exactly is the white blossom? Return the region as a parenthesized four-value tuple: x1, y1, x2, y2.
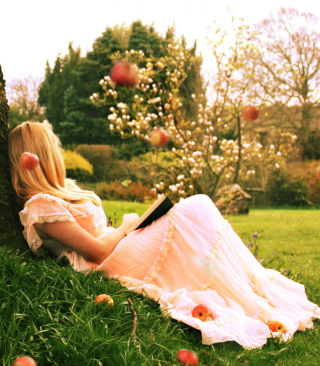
(117, 103, 126, 109)
(108, 114, 116, 122)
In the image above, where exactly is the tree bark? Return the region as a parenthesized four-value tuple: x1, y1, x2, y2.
(233, 116, 242, 184)
(0, 65, 29, 253)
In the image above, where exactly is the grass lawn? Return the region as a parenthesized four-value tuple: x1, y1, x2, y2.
(1, 203, 320, 366)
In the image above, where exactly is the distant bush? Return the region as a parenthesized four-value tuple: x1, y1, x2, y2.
(96, 180, 157, 202)
(76, 145, 114, 181)
(301, 133, 320, 160)
(126, 150, 181, 185)
(268, 171, 310, 207)
(63, 150, 93, 182)
(114, 140, 150, 161)
(286, 160, 320, 205)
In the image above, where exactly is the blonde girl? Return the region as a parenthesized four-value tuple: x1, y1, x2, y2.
(9, 121, 138, 262)
(8, 121, 320, 350)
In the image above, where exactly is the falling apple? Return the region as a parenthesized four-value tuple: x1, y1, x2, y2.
(242, 105, 259, 122)
(20, 152, 39, 171)
(13, 356, 37, 366)
(192, 304, 215, 322)
(267, 320, 287, 334)
(94, 294, 114, 307)
(149, 128, 169, 147)
(110, 61, 138, 87)
(176, 349, 199, 366)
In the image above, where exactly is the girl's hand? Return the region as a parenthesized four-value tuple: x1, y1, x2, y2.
(121, 213, 139, 233)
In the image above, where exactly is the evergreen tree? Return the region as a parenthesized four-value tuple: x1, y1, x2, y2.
(128, 21, 153, 56)
(38, 45, 81, 135)
(38, 22, 206, 149)
(60, 28, 125, 145)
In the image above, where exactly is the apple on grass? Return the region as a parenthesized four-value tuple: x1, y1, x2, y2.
(192, 304, 215, 321)
(267, 320, 287, 334)
(149, 128, 169, 147)
(177, 349, 199, 365)
(13, 356, 37, 366)
(20, 152, 39, 171)
(110, 61, 138, 87)
(242, 105, 259, 122)
(94, 294, 114, 307)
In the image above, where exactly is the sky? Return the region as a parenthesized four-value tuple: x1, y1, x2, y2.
(1, 0, 320, 86)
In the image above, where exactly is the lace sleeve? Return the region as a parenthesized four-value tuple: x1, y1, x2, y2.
(19, 193, 76, 256)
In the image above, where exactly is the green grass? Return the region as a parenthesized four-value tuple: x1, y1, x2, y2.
(227, 209, 320, 297)
(101, 200, 150, 227)
(1, 205, 320, 365)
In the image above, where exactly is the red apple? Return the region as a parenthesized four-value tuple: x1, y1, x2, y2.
(177, 349, 199, 365)
(20, 152, 39, 171)
(242, 105, 259, 122)
(267, 320, 287, 334)
(192, 304, 214, 321)
(317, 166, 320, 179)
(94, 294, 114, 307)
(149, 128, 169, 147)
(110, 61, 138, 87)
(13, 356, 37, 366)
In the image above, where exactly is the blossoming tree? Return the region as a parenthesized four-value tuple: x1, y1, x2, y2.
(92, 17, 297, 200)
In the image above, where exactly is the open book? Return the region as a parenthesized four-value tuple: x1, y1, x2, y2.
(125, 194, 174, 235)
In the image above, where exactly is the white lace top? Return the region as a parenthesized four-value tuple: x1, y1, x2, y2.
(19, 193, 114, 258)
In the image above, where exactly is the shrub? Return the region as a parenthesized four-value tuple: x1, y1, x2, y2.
(128, 150, 182, 185)
(63, 150, 93, 182)
(114, 140, 150, 161)
(268, 171, 310, 207)
(91, 150, 182, 190)
(286, 160, 320, 205)
(76, 145, 114, 181)
(96, 180, 156, 202)
(301, 133, 320, 160)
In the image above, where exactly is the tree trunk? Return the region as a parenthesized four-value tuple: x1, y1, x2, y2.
(233, 116, 242, 184)
(0, 65, 29, 253)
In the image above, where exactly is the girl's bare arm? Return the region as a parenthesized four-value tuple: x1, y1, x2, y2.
(34, 213, 139, 264)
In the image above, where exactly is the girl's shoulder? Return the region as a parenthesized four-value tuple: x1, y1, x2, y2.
(24, 193, 67, 208)
(19, 193, 77, 230)
(23, 192, 101, 215)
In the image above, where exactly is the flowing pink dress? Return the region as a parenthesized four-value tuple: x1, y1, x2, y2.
(20, 193, 320, 349)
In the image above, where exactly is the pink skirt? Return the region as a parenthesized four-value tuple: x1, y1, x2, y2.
(71, 194, 320, 349)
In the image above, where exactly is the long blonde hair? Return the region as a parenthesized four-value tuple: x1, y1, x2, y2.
(8, 121, 100, 206)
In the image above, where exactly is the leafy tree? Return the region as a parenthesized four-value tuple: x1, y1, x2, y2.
(38, 22, 205, 150)
(38, 44, 82, 135)
(38, 28, 128, 145)
(62, 27, 127, 145)
(128, 21, 154, 57)
(93, 16, 295, 199)
(7, 75, 45, 129)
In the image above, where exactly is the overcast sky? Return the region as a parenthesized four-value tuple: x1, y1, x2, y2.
(1, 0, 320, 84)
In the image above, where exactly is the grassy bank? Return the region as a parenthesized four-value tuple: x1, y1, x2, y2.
(1, 205, 319, 365)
